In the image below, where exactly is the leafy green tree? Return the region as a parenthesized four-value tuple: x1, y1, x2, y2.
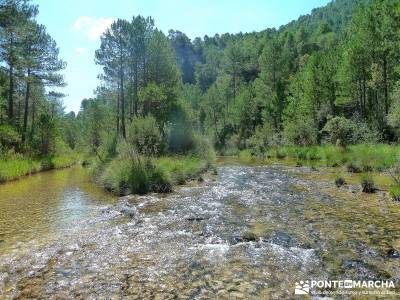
(21, 21, 65, 143)
(96, 19, 130, 138)
(0, 0, 37, 124)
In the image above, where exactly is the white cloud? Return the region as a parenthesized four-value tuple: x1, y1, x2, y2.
(73, 16, 114, 41)
(75, 47, 86, 54)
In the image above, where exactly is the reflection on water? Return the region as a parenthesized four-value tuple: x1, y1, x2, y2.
(0, 165, 399, 299)
(0, 167, 116, 254)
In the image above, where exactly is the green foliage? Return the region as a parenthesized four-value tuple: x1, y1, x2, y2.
(238, 150, 253, 164)
(270, 144, 399, 171)
(192, 134, 216, 163)
(361, 174, 376, 193)
(0, 154, 77, 182)
(283, 117, 318, 146)
(0, 124, 20, 151)
(127, 116, 163, 156)
(388, 82, 400, 139)
(246, 123, 277, 158)
(389, 185, 400, 201)
(334, 175, 346, 187)
(322, 117, 355, 148)
(155, 156, 209, 185)
(99, 150, 172, 196)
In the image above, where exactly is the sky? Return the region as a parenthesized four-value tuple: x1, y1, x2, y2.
(33, 0, 331, 113)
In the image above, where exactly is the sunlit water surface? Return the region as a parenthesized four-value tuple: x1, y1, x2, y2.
(0, 165, 399, 299)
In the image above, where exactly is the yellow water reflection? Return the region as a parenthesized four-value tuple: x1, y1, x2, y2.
(0, 167, 116, 254)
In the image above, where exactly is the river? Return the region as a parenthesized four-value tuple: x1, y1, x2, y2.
(0, 165, 399, 299)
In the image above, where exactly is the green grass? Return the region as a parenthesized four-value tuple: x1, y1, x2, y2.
(97, 155, 211, 196)
(267, 144, 400, 171)
(236, 144, 400, 195)
(389, 185, 400, 201)
(156, 156, 210, 184)
(0, 154, 78, 182)
(238, 150, 253, 165)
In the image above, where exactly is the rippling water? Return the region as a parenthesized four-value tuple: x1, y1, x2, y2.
(0, 165, 399, 299)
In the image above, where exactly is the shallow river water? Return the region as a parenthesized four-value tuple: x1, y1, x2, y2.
(0, 165, 399, 299)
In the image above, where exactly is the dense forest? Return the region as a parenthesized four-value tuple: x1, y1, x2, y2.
(1, 0, 400, 194)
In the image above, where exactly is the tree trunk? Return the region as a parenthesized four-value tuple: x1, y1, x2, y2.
(383, 56, 389, 115)
(8, 64, 14, 123)
(22, 70, 31, 144)
(117, 83, 120, 137)
(31, 95, 36, 139)
(134, 57, 138, 116)
(120, 43, 126, 139)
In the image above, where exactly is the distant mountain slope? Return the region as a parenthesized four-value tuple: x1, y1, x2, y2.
(280, 0, 370, 34)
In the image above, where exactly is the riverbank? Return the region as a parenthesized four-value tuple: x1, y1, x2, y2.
(247, 144, 399, 171)
(0, 154, 80, 183)
(236, 144, 400, 200)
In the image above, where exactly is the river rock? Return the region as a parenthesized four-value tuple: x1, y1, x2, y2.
(120, 206, 137, 217)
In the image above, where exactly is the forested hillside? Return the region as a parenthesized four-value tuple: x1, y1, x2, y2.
(77, 0, 399, 155)
(1, 0, 400, 194)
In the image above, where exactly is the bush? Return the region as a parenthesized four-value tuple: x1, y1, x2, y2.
(388, 82, 400, 139)
(361, 174, 376, 193)
(283, 117, 318, 146)
(100, 158, 132, 195)
(148, 166, 173, 193)
(223, 134, 240, 156)
(192, 134, 216, 163)
(389, 185, 400, 201)
(351, 122, 380, 144)
(246, 123, 277, 159)
(156, 156, 209, 185)
(334, 175, 346, 187)
(238, 150, 253, 164)
(100, 152, 172, 196)
(322, 116, 354, 148)
(346, 162, 362, 173)
(275, 148, 287, 159)
(127, 116, 163, 156)
(0, 125, 21, 151)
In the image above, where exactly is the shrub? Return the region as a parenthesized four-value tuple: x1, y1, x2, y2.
(283, 117, 318, 146)
(351, 122, 380, 144)
(156, 156, 209, 185)
(100, 152, 173, 196)
(238, 150, 253, 164)
(127, 116, 163, 156)
(334, 176, 346, 187)
(389, 185, 400, 201)
(148, 166, 173, 193)
(223, 134, 240, 156)
(388, 82, 400, 139)
(192, 134, 216, 163)
(346, 162, 362, 173)
(100, 158, 132, 195)
(275, 148, 287, 159)
(246, 123, 277, 158)
(0, 124, 21, 150)
(322, 117, 355, 148)
(361, 174, 376, 193)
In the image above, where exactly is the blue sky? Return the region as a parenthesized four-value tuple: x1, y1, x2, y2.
(34, 0, 330, 113)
